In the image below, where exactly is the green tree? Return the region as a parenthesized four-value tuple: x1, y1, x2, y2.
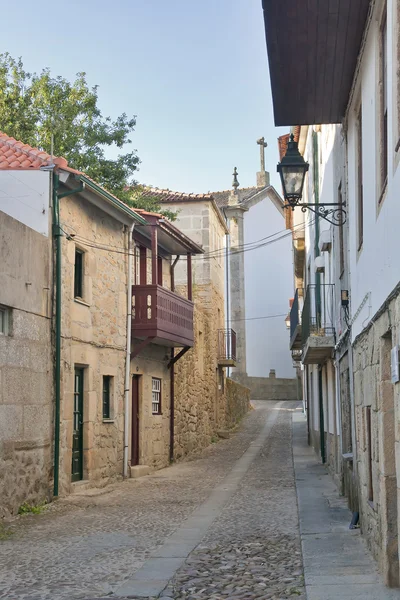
(0, 53, 175, 219)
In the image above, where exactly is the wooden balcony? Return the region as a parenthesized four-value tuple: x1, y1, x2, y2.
(132, 285, 194, 348)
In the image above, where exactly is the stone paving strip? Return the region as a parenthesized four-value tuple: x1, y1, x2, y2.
(293, 411, 400, 600)
(115, 402, 283, 598)
(0, 401, 281, 600)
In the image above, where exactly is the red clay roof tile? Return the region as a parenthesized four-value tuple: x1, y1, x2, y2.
(0, 132, 53, 170)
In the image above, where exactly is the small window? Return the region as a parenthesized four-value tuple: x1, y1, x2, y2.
(103, 376, 112, 419)
(0, 306, 10, 335)
(152, 377, 161, 415)
(74, 249, 84, 298)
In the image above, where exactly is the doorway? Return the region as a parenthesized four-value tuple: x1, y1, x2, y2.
(131, 375, 140, 466)
(71, 368, 84, 481)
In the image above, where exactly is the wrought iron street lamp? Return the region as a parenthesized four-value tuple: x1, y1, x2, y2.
(277, 133, 346, 226)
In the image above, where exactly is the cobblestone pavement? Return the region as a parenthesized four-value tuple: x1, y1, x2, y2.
(0, 401, 304, 600)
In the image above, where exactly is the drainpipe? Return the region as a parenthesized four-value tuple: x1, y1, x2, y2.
(123, 223, 135, 478)
(52, 172, 61, 498)
(169, 256, 180, 463)
(52, 173, 85, 498)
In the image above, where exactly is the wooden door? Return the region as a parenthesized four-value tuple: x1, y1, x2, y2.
(131, 375, 140, 466)
(71, 368, 84, 481)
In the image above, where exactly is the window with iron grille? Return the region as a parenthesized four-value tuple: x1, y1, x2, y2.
(152, 377, 161, 415)
(103, 376, 112, 419)
(0, 306, 10, 335)
(74, 249, 84, 298)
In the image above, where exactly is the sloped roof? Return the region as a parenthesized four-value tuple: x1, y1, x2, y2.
(0, 131, 146, 224)
(212, 187, 260, 209)
(0, 133, 54, 169)
(135, 187, 213, 203)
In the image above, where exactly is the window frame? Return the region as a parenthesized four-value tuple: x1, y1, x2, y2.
(102, 375, 112, 420)
(378, 3, 388, 201)
(0, 305, 10, 336)
(151, 377, 162, 415)
(356, 104, 364, 251)
(74, 248, 84, 299)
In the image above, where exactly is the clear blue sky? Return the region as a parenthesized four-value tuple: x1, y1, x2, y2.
(2, 0, 287, 193)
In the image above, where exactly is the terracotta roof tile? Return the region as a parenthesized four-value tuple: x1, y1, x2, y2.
(0, 132, 53, 170)
(134, 187, 214, 203)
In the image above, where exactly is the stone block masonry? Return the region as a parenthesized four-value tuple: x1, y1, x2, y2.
(0, 211, 53, 518)
(246, 375, 298, 401)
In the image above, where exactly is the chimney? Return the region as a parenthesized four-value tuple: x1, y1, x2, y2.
(256, 137, 270, 188)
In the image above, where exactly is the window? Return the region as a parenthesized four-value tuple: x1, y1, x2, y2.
(140, 246, 147, 285)
(338, 183, 345, 277)
(151, 377, 161, 415)
(356, 105, 363, 250)
(157, 257, 163, 287)
(103, 376, 112, 419)
(0, 306, 10, 335)
(379, 6, 388, 197)
(134, 246, 140, 285)
(366, 406, 374, 503)
(74, 249, 84, 298)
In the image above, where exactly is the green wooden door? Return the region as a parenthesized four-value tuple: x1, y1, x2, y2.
(71, 368, 84, 481)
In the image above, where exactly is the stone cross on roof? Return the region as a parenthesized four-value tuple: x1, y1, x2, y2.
(257, 137, 268, 173)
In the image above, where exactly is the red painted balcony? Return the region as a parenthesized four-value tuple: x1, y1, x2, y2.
(132, 285, 194, 347)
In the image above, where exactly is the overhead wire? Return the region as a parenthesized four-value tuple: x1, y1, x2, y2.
(60, 217, 313, 262)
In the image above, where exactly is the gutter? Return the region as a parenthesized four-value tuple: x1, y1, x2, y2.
(63, 172, 147, 225)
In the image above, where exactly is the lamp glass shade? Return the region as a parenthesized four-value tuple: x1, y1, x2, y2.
(280, 165, 306, 201)
(277, 134, 309, 205)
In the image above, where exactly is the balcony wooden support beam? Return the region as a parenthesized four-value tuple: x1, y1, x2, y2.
(187, 253, 192, 301)
(168, 346, 191, 369)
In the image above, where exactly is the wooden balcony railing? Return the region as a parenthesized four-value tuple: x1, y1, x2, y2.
(132, 285, 194, 347)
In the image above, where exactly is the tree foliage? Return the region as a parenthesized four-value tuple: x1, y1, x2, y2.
(0, 53, 175, 219)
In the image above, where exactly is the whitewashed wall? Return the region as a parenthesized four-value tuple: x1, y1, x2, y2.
(0, 171, 50, 236)
(243, 198, 295, 378)
(348, 1, 400, 340)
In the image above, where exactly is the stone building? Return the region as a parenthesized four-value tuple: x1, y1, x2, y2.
(0, 140, 53, 517)
(263, 0, 400, 586)
(212, 146, 296, 393)
(136, 188, 250, 460)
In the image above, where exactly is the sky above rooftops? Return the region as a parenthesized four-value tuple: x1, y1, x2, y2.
(2, 0, 287, 194)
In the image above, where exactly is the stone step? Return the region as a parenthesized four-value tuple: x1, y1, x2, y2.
(130, 465, 152, 479)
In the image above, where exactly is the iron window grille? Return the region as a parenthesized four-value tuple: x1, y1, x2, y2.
(74, 249, 84, 298)
(152, 377, 161, 415)
(103, 376, 112, 419)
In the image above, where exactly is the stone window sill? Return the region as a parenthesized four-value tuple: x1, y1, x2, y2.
(102, 419, 115, 424)
(74, 297, 91, 308)
(342, 452, 353, 462)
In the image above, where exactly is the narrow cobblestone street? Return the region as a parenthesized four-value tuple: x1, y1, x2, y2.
(0, 401, 397, 600)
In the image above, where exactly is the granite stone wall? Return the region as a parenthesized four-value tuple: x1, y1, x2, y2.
(353, 297, 400, 586)
(0, 212, 53, 517)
